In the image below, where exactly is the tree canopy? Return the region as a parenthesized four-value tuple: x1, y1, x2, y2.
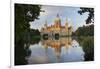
(74, 24, 94, 36)
(78, 8, 94, 24)
(15, 3, 41, 43)
(15, 4, 41, 65)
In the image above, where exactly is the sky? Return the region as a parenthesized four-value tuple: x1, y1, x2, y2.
(30, 5, 89, 32)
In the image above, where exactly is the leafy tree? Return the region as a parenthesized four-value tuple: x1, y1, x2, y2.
(15, 3, 41, 65)
(15, 3, 41, 43)
(74, 24, 94, 36)
(30, 29, 40, 35)
(78, 8, 94, 24)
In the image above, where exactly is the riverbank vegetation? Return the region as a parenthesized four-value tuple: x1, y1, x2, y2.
(72, 7, 94, 61)
(73, 24, 94, 61)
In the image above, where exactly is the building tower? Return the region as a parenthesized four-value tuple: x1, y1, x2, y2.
(65, 18, 69, 35)
(54, 14, 61, 28)
(68, 25, 73, 36)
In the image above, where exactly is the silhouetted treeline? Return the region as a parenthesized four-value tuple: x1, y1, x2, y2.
(30, 29, 40, 35)
(29, 29, 40, 44)
(73, 24, 94, 36)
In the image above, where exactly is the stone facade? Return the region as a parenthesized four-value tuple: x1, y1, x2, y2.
(40, 14, 73, 37)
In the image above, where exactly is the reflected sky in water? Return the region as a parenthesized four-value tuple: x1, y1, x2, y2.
(26, 37, 85, 64)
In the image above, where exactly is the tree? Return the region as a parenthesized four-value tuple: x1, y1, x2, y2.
(78, 8, 94, 24)
(15, 3, 41, 65)
(74, 24, 94, 36)
(15, 4, 41, 43)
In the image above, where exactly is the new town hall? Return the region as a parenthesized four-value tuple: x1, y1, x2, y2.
(40, 14, 73, 37)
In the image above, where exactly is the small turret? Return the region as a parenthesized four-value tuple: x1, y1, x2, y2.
(65, 18, 68, 27)
(44, 20, 47, 28)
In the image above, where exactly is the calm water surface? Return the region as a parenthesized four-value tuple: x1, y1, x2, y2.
(26, 37, 85, 64)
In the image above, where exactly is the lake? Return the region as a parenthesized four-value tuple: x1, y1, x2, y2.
(15, 36, 94, 65)
(26, 37, 85, 64)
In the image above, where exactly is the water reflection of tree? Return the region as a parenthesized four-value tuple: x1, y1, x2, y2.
(15, 39, 31, 65)
(77, 36, 94, 61)
(75, 7, 94, 61)
(73, 23, 94, 61)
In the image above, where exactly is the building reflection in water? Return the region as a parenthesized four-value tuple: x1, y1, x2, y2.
(41, 37, 72, 62)
(27, 37, 85, 64)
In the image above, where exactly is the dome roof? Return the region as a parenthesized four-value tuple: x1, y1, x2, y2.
(54, 14, 61, 22)
(54, 17, 61, 22)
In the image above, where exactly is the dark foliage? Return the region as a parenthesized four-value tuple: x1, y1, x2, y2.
(30, 29, 40, 44)
(77, 36, 94, 61)
(30, 29, 40, 35)
(78, 8, 94, 24)
(15, 3, 41, 65)
(74, 24, 94, 36)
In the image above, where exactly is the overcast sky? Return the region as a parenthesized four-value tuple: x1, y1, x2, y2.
(30, 5, 89, 31)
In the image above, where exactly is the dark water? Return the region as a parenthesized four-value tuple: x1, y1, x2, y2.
(26, 37, 85, 64)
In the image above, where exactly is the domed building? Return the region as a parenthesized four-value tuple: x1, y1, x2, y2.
(40, 14, 73, 37)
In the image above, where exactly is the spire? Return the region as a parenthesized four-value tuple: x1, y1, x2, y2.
(57, 13, 59, 17)
(45, 20, 47, 24)
(66, 18, 68, 22)
(65, 18, 68, 26)
(54, 13, 61, 27)
(44, 20, 47, 28)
